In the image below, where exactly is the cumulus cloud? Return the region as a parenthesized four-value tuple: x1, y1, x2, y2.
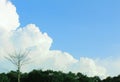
(1, 0, 120, 79)
(95, 57, 120, 77)
(68, 57, 107, 78)
(0, 0, 19, 31)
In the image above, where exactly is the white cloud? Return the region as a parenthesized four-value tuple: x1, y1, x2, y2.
(11, 24, 52, 51)
(69, 57, 107, 78)
(0, 0, 19, 32)
(95, 57, 120, 77)
(0, 0, 120, 79)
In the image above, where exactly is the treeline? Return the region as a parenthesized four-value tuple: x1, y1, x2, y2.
(0, 69, 120, 82)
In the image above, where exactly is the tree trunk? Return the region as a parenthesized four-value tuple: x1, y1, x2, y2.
(18, 61, 20, 82)
(18, 70, 20, 82)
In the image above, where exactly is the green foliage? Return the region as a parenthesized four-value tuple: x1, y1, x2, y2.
(0, 69, 120, 82)
(7, 71, 17, 82)
(0, 73, 10, 82)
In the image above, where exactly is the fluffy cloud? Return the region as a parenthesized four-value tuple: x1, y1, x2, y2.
(0, 0, 19, 31)
(95, 57, 120, 77)
(0, 0, 120, 79)
(67, 57, 106, 77)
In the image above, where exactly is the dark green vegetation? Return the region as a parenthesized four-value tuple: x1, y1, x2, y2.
(0, 69, 120, 82)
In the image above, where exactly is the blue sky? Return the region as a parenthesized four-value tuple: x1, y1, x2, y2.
(11, 0, 120, 59)
(2, 0, 120, 77)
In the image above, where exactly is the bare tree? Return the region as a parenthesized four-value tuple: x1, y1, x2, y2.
(5, 50, 30, 82)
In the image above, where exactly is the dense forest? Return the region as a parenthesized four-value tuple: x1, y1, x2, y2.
(0, 69, 120, 82)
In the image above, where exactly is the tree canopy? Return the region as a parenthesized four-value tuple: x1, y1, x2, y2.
(0, 69, 120, 82)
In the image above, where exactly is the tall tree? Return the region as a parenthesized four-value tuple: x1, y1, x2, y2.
(5, 50, 30, 82)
